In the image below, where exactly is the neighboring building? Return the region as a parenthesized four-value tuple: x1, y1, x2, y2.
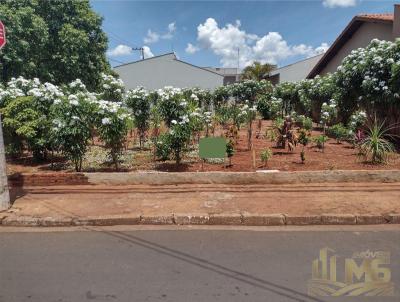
(267, 54, 324, 85)
(202, 67, 241, 85)
(114, 53, 224, 90)
(308, 4, 400, 78)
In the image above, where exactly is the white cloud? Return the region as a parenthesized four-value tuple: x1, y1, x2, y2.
(144, 30, 160, 44)
(185, 43, 200, 54)
(322, 0, 357, 8)
(143, 46, 154, 59)
(162, 22, 177, 39)
(144, 22, 177, 44)
(193, 18, 329, 67)
(107, 44, 132, 57)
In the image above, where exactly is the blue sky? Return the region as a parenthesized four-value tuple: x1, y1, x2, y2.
(91, 0, 398, 68)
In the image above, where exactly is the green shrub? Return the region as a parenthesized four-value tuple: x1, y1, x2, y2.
(2, 96, 52, 160)
(313, 135, 328, 150)
(360, 118, 395, 164)
(226, 139, 235, 166)
(328, 123, 348, 143)
(260, 148, 273, 167)
(298, 129, 310, 163)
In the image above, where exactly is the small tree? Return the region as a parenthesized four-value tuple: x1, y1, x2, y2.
(96, 100, 130, 170)
(260, 148, 273, 168)
(125, 87, 151, 149)
(155, 117, 191, 165)
(298, 129, 310, 164)
(51, 93, 95, 171)
(226, 139, 235, 167)
(238, 101, 257, 150)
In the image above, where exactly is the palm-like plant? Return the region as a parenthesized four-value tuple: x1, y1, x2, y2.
(360, 118, 396, 164)
(242, 61, 276, 81)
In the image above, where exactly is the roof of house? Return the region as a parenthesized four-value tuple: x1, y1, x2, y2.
(269, 53, 324, 76)
(113, 52, 223, 77)
(307, 13, 394, 78)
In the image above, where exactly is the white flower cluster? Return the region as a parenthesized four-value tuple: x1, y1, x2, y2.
(320, 99, 337, 125)
(157, 86, 182, 101)
(338, 39, 400, 101)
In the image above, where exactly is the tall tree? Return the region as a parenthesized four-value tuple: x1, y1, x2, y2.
(0, 0, 110, 90)
(242, 61, 276, 81)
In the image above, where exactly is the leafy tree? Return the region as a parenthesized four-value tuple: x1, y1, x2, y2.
(0, 0, 110, 90)
(242, 61, 276, 81)
(1, 96, 52, 159)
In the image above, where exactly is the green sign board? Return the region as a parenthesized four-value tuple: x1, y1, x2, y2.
(199, 137, 226, 159)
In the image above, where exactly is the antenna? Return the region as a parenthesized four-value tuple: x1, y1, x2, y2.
(236, 47, 240, 83)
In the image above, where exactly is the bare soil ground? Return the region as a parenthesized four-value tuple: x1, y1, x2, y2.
(6, 183, 400, 218)
(6, 120, 400, 174)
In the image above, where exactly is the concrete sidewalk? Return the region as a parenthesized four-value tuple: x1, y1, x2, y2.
(1, 182, 400, 226)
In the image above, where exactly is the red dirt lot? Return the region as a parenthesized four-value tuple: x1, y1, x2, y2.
(6, 120, 400, 174)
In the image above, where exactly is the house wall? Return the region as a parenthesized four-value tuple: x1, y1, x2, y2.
(268, 54, 323, 84)
(320, 22, 393, 75)
(114, 54, 224, 90)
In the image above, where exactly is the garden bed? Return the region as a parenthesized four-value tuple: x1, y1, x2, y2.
(6, 120, 400, 174)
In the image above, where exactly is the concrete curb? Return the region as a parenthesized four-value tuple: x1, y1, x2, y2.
(1, 213, 400, 227)
(8, 170, 400, 186)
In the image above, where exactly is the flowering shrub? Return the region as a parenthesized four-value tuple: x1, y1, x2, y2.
(95, 100, 130, 170)
(155, 115, 192, 164)
(229, 80, 272, 105)
(99, 73, 125, 102)
(320, 99, 338, 126)
(336, 39, 400, 124)
(157, 86, 188, 127)
(51, 92, 96, 171)
(348, 110, 367, 131)
(125, 87, 151, 148)
(0, 77, 64, 159)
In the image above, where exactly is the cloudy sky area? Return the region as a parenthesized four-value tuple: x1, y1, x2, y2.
(91, 0, 398, 68)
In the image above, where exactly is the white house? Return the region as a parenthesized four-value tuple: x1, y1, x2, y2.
(267, 54, 324, 85)
(113, 53, 224, 90)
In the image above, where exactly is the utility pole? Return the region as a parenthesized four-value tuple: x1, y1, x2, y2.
(132, 47, 145, 60)
(0, 114, 10, 211)
(0, 20, 9, 211)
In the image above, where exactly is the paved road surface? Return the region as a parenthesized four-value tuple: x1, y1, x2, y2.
(1, 225, 399, 302)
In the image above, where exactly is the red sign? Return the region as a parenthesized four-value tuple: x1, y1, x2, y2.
(0, 21, 6, 49)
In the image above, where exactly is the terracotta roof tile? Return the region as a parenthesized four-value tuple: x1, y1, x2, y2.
(357, 13, 394, 21)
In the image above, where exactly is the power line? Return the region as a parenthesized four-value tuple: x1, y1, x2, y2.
(104, 27, 145, 60)
(108, 58, 127, 65)
(104, 27, 138, 48)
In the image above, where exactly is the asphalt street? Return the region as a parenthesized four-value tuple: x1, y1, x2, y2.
(0, 225, 399, 302)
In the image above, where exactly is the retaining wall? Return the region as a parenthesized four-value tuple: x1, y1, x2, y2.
(7, 170, 400, 186)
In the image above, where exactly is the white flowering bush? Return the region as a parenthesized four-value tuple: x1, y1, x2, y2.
(95, 100, 130, 170)
(238, 101, 258, 150)
(320, 99, 338, 126)
(157, 86, 188, 127)
(348, 110, 367, 131)
(0, 77, 65, 159)
(336, 39, 400, 124)
(99, 73, 125, 102)
(51, 92, 96, 171)
(229, 80, 272, 105)
(125, 87, 151, 148)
